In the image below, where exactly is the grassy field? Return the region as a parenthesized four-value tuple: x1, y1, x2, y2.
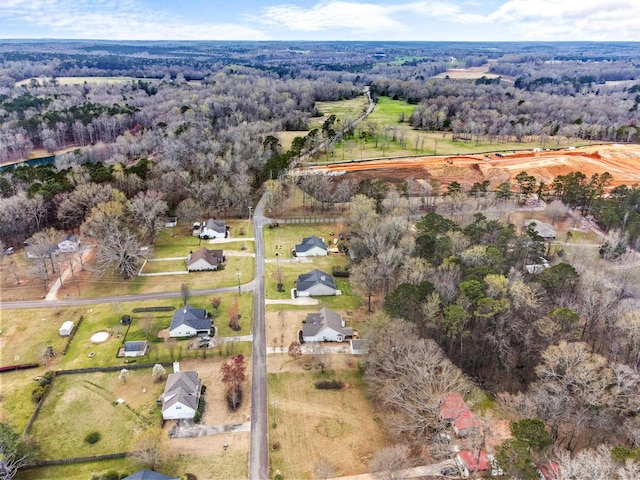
(15, 76, 144, 87)
(268, 369, 386, 479)
(301, 96, 598, 164)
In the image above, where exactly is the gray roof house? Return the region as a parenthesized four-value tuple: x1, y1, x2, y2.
(169, 305, 211, 338)
(123, 470, 179, 480)
(199, 219, 227, 239)
(294, 235, 328, 257)
(525, 219, 556, 240)
(187, 247, 225, 271)
(295, 269, 340, 297)
(302, 307, 353, 342)
(161, 370, 202, 420)
(57, 233, 80, 252)
(123, 340, 149, 357)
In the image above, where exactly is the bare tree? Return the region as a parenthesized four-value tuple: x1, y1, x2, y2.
(350, 257, 380, 312)
(129, 190, 168, 244)
(95, 227, 145, 279)
(131, 427, 165, 471)
(369, 444, 411, 480)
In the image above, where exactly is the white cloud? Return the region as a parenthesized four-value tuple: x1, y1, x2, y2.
(256, 1, 405, 33)
(0, 0, 268, 40)
(486, 0, 640, 40)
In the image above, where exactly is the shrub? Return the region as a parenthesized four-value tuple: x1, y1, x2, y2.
(85, 431, 102, 444)
(315, 380, 345, 390)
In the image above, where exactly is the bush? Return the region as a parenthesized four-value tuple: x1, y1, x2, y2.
(84, 431, 102, 444)
(315, 380, 345, 390)
(332, 266, 350, 278)
(100, 471, 120, 480)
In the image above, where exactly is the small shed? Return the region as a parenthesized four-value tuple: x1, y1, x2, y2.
(124, 341, 149, 357)
(59, 321, 74, 337)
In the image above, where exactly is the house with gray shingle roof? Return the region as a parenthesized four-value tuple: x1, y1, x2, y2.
(302, 307, 353, 342)
(123, 470, 179, 480)
(525, 219, 556, 241)
(295, 269, 340, 297)
(161, 370, 202, 420)
(199, 219, 227, 239)
(187, 247, 225, 271)
(169, 305, 211, 338)
(294, 235, 328, 257)
(57, 233, 80, 252)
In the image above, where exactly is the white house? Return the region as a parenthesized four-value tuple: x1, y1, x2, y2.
(59, 320, 74, 337)
(161, 371, 202, 420)
(294, 236, 328, 257)
(57, 233, 80, 253)
(169, 305, 211, 338)
(295, 269, 340, 297)
(199, 219, 227, 239)
(187, 248, 225, 271)
(123, 340, 149, 357)
(302, 307, 353, 343)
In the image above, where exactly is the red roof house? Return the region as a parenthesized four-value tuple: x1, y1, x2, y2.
(537, 462, 561, 480)
(456, 450, 491, 477)
(452, 409, 483, 437)
(440, 392, 468, 421)
(440, 392, 482, 437)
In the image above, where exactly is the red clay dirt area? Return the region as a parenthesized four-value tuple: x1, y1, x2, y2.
(312, 144, 640, 191)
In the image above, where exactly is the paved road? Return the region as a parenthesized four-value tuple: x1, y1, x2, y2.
(249, 194, 269, 480)
(0, 284, 248, 310)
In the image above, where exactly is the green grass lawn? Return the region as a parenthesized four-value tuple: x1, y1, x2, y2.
(263, 223, 345, 258)
(17, 457, 136, 480)
(29, 370, 164, 460)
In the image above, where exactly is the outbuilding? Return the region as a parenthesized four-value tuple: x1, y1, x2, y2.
(59, 321, 74, 337)
(124, 340, 150, 357)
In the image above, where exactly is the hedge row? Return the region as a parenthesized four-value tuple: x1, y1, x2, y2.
(131, 306, 175, 313)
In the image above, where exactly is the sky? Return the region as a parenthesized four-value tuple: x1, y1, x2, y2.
(1, 0, 639, 42)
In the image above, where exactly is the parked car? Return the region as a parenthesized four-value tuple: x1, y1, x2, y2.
(441, 467, 459, 476)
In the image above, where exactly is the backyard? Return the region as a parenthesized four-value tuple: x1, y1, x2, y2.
(267, 368, 386, 479)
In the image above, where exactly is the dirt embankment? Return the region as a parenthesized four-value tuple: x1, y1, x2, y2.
(312, 144, 640, 189)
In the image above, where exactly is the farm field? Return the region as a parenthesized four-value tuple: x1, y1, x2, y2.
(267, 368, 386, 479)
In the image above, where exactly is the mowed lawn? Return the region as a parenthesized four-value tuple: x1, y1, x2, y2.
(268, 369, 386, 479)
(29, 370, 164, 460)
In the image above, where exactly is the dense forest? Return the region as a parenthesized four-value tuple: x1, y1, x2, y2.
(1, 41, 640, 479)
